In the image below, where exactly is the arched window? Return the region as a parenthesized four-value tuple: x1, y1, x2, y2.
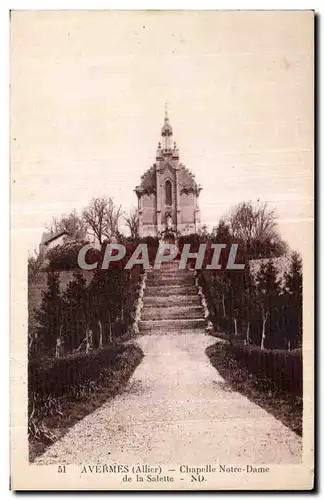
(165, 180, 172, 206)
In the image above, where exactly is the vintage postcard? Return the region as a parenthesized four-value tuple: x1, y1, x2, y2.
(10, 10, 314, 490)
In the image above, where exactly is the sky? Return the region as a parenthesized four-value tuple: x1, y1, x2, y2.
(10, 10, 314, 257)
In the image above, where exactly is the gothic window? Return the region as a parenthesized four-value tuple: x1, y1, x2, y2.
(165, 180, 172, 206)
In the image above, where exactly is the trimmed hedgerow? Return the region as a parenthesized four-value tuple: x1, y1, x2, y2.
(230, 344, 302, 394)
(28, 344, 140, 398)
(28, 343, 144, 460)
(206, 342, 302, 435)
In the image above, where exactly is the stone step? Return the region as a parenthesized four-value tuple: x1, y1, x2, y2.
(138, 317, 206, 332)
(145, 276, 195, 286)
(141, 306, 204, 320)
(137, 328, 207, 336)
(158, 261, 181, 267)
(150, 263, 190, 272)
(146, 271, 193, 279)
(146, 270, 193, 279)
(144, 285, 197, 296)
(143, 295, 201, 306)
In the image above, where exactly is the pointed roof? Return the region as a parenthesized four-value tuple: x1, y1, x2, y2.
(135, 107, 202, 197)
(42, 230, 70, 246)
(161, 103, 173, 137)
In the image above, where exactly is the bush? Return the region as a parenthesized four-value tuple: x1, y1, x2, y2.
(47, 240, 100, 271)
(101, 237, 159, 268)
(140, 236, 159, 265)
(35, 271, 62, 353)
(29, 344, 130, 398)
(112, 319, 127, 338)
(32, 259, 143, 359)
(178, 233, 201, 250)
(206, 342, 303, 435)
(28, 343, 144, 453)
(217, 315, 233, 336)
(230, 344, 302, 394)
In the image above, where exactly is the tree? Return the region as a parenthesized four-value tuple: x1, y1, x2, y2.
(35, 271, 63, 354)
(242, 262, 257, 344)
(46, 209, 87, 240)
(285, 251, 302, 299)
(28, 249, 44, 284)
(283, 251, 303, 349)
(47, 239, 90, 270)
(203, 269, 232, 336)
(86, 265, 131, 345)
(226, 271, 241, 339)
(209, 219, 234, 269)
(256, 260, 281, 349)
(211, 219, 232, 245)
(204, 220, 235, 318)
(124, 206, 139, 240)
(228, 201, 287, 258)
(198, 224, 209, 242)
(83, 197, 124, 244)
(28, 249, 46, 357)
(62, 271, 88, 351)
(217, 272, 230, 317)
(225, 263, 256, 344)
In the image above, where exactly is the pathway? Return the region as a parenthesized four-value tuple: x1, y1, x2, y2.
(35, 332, 302, 465)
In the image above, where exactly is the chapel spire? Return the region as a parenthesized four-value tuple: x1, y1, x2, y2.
(164, 102, 169, 123)
(161, 102, 173, 150)
(137, 109, 201, 237)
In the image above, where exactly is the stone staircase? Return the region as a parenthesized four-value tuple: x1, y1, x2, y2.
(138, 261, 206, 334)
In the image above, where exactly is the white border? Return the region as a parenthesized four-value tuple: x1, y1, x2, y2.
(4, 1, 321, 498)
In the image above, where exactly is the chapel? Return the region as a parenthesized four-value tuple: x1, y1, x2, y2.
(134, 107, 202, 242)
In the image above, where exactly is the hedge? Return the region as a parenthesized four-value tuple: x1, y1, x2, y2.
(28, 344, 140, 398)
(139, 237, 160, 265)
(230, 344, 302, 394)
(47, 240, 100, 271)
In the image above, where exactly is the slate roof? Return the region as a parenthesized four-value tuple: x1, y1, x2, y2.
(43, 230, 70, 246)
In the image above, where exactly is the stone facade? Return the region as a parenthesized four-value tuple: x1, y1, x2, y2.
(135, 108, 202, 240)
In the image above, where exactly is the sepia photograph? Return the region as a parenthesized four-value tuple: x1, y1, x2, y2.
(10, 9, 314, 490)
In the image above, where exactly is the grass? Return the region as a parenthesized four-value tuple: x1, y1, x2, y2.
(206, 341, 302, 436)
(29, 343, 144, 462)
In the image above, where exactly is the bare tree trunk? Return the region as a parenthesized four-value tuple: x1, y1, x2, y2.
(98, 320, 103, 349)
(85, 327, 93, 353)
(108, 311, 113, 343)
(233, 318, 238, 337)
(260, 321, 266, 350)
(55, 325, 63, 358)
(55, 338, 60, 359)
(88, 329, 93, 351)
(260, 312, 268, 350)
(75, 336, 86, 353)
(222, 294, 226, 316)
(246, 321, 250, 344)
(85, 328, 90, 354)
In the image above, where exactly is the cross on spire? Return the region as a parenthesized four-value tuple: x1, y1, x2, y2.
(164, 102, 169, 122)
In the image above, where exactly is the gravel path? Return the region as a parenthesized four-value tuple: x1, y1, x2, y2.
(35, 334, 302, 465)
